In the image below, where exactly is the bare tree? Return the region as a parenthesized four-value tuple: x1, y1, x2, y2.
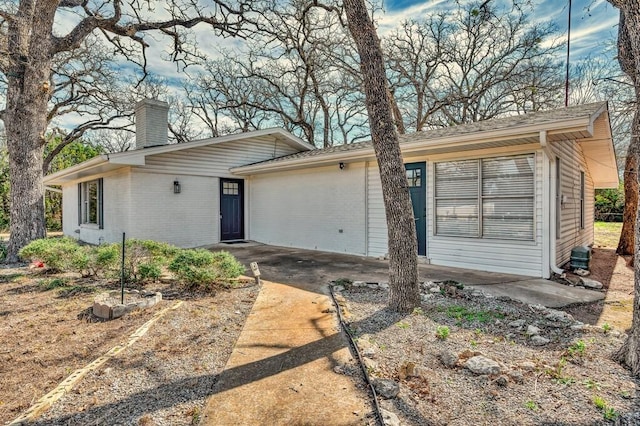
(189, 0, 368, 146)
(606, 0, 640, 376)
(0, 0, 246, 261)
(343, 0, 420, 312)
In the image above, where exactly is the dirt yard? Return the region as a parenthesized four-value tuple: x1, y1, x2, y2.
(0, 266, 258, 425)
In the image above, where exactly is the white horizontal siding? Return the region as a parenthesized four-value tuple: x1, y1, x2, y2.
(250, 164, 367, 254)
(141, 136, 299, 177)
(553, 140, 595, 266)
(366, 163, 387, 256)
(428, 151, 544, 277)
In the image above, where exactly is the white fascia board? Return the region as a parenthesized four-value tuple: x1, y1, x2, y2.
(43, 155, 110, 184)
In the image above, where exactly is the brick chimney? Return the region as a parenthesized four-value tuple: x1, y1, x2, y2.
(135, 99, 169, 149)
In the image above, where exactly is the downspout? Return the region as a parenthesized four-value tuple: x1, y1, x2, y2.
(540, 131, 565, 276)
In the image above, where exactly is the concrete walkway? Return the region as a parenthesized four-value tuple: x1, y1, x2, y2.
(200, 279, 370, 425)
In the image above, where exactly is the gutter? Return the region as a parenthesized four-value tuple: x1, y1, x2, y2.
(541, 130, 565, 277)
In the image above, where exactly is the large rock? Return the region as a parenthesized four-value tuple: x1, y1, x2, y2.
(372, 378, 400, 399)
(439, 350, 458, 368)
(580, 278, 603, 289)
(530, 335, 550, 346)
(381, 409, 401, 426)
(526, 325, 541, 336)
(464, 356, 501, 375)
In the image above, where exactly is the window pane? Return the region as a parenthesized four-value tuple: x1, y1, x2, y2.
(406, 169, 421, 187)
(435, 160, 478, 198)
(436, 199, 478, 237)
(223, 182, 239, 195)
(482, 198, 534, 239)
(482, 155, 534, 196)
(88, 182, 98, 224)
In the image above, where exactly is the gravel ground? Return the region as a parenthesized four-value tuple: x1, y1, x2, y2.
(0, 264, 258, 426)
(339, 281, 639, 426)
(35, 284, 258, 426)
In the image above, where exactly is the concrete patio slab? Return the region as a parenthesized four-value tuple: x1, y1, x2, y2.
(209, 242, 605, 308)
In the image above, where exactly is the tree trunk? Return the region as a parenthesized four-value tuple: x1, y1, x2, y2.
(608, 0, 640, 375)
(343, 0, 420, 312)
(3, 0, 56, 262)
(617, 136, 638, 256)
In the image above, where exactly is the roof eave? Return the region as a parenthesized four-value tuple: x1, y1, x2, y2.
(231, 116, 594, 175)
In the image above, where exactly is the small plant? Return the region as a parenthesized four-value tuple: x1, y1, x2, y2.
(38, 278, 68, 290)
(436, 325, 450, 340)
(470, 339, 478, 348)
(396, 321, 410, 329)
(583, 379, 601, 390)
(592, 395, 618, 421)
(566, 340, 587, 361)
(524, 400, 539, 411)
(546, 357, 573, 385)
(602, 323, 612, 333)
(333, 278, 353, 286)
(445, 305, 505, 324)
(620, 390, 631, 399)
(412, 307, 424, 315)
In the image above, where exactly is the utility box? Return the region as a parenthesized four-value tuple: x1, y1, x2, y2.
(570, 246, 591, 270)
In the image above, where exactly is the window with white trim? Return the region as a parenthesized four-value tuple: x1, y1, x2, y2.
(78, 178, 103, 228)
(434, 154, 535, 240)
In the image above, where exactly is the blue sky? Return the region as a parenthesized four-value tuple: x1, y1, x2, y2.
(377, 0, 620, 61)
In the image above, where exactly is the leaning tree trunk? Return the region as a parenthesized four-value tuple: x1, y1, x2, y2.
(3, 1, 56, 262)
(617, 132, 639, 256)
(343, 0, 420, 312)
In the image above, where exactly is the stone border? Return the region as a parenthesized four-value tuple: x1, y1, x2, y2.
(93, 290, 162, 320)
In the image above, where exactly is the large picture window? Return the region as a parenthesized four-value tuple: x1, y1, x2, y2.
(435, 154, 535, 240)
(78, 178, 103, 228)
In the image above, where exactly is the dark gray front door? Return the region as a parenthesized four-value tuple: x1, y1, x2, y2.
(406, 162, 426, 256)
(220, 179, 244, 241)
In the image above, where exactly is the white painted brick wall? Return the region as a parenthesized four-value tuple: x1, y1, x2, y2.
(127, 171, 218, 247)
(249, 163, 367, 254)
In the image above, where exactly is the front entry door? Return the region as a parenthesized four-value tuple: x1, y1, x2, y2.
(406, 162, 426, 256)
(220, 179, 244, 241)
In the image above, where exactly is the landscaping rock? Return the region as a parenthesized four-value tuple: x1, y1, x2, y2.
(465, 356, 501, 375)
(439, 350, 458, 368)
(429, 287, 441, 294)
(530, 335, 550, 346)
(381, 409, 401, 426)
(495, 375, 509, 387)
(508, 319, 526, 328)
(363, 357, 378, 372)
(508, 370, 524, 384)
(580, 278, 603, 289)
(518, 361, 536, 371)
(526, 325, 541, 336)
(545, 309, 574, 323)
(372, 378, 400, 399)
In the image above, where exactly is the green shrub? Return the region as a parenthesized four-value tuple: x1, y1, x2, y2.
(169, 249, 244, 290)
(120, 239, 178, 282)
(138, 261, 162, 282)
(19, 237, 88, 272)
(38, 277, 68, 290)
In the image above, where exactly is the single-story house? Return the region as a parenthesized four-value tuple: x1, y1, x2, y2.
(44, 99, 618, 278)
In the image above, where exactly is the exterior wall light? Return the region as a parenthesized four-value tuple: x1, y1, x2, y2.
(173, 180, 181, 194)
(339, 162, 345, 170)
